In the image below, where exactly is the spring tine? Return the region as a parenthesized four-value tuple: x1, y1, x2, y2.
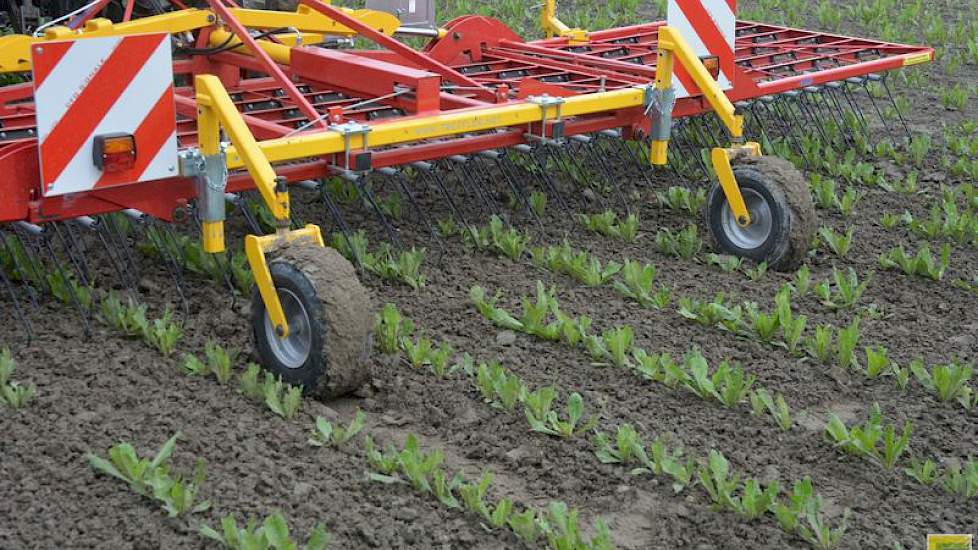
(2, 226, 42, 306)
(606, 130, 654, 187)
(821, 83, 855, 147)
(103, 213, 141, 284)
(343, 170, 404, 250)
(74, 216, 131, 292)
(226, 192, 264, 235)
(135, 213, 190, 314)
(415, 160, 472, 231)
(766, 96, 805, 156)
(864, 73, 897, 143)
(0, 261, 32, 349)
(53, 221, 91, 286)
(483, 150, 543, 229)
(580, 135, 631, 214)
(517, 144, 571, 213)
(34, 224, 92, 335)
(378, 167, 444, 246)
(470, 155, 510, 219)
(880, 74, 912, 141)
(842, 78, 871, 132)
(311, 179, 364, 270)
(450, 155, 500, 219)
(788, 89, 828, 145)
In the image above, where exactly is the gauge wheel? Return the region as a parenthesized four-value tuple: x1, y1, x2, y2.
(251, 244, 373, 398)
(705, 155, 816, 271)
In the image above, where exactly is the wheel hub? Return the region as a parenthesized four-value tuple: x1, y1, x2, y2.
(721, 188, 773, 250)
(263, 288, 312, 369)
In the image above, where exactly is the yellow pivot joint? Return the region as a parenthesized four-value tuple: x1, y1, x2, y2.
(540, 0, 588, 44)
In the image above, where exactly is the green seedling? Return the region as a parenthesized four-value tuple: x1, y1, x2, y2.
(100, 292, 149, 337)
(744, 261, 768, 281)
(0, 348, 36, 409)
(200, 512, 331, 550)
(539, 501, 615, 550)
(593, 424, 651, 470)
(649, 437, 696, 493)
(612, 260, 671, 309)
(374, 302, 413, 354)
(706, 253, 743, 273)
(878, 243, 951, 281)
(910, 359, 973, 403)
(941, 458, 978, 499)
(602, 326, 634, 368)
(262, 373, 303, 419)
(818, 226, 855, 258)
(904, 458, 938, 485)
(750, 388, 793, 431)
(402, 336, 435, 369)
(205, 341, 235, 384)
(814, 268, 871, 310)
(309, 410, 365, 447)
(488, 216, 531, 259)
(806, 324, 834, 364)
(739, 477, 780, 520)
(655, 225, 703, 259)
(791, 264, 812, 296)
(142, 306, 182, 356)
(697, 450, 741, 512)
(864, 346, 892, 378)
(527, 392, 596, 438)
(87, 433, 210, 518)
(240, 363, 263, 400)
(469, 286, 524, 332)
(836, 318, 861, 370)
(529, 191, 548, 218)
(475, 361, 526, 410)
(824, 403, 912, 470)
(631, 349, 682, 388)
(578, 210, 640, 243)
(656, 186, 706, 215)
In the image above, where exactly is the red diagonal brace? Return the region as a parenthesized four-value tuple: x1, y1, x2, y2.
(206, 0, 327, 129)
(297, 0, 496, 102)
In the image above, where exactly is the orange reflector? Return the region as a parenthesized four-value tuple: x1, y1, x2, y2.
(93, 133, 137, 173)
(700, 55, 721, 80)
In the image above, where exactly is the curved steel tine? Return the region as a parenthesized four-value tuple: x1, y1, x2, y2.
(414, 160, 471, 232)
(190, 210, 237, 303)
(0, 264, 32, 350)
(73, 216, 133, 294)
(312, 178, 365, 271)
(53, 221, 91, 286)
(378, 167, 443, 244)
(341, 169, 403, 250)
(134, 213, 190, 318)
(879, 74, 912, 141)
(32, 223, 92, 336)
(487, 150, 544, 230)
(103, 213, 141, 284)
(226, 192, 264, 235)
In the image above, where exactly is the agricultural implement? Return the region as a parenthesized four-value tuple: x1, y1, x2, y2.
(0, 0, 932, 395)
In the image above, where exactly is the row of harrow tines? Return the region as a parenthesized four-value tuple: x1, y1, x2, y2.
(0, 0, 931, 390)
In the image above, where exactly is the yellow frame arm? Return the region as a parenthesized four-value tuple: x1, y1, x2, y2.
(195, 74, 324, 339)
(540, 0, 588, 43)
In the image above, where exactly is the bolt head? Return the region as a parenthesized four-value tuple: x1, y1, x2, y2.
(275, 325, 285, 337)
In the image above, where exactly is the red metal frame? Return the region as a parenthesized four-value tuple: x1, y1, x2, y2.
(0, 13, 932, 224)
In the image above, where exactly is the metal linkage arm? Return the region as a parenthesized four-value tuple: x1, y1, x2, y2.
(540, 0, 587, 43)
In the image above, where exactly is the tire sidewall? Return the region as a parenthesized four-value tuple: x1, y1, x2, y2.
(706, 166, 792, 266)
(251, 261, 328, 391)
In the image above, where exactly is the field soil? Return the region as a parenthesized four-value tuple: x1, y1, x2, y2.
(2, 1, 977, 549)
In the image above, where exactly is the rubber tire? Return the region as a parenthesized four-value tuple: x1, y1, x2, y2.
(251, 245, 373, 398)
(705, 155, 816, 271)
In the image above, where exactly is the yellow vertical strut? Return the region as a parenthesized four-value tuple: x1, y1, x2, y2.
(194, 75, 325, 339)
(651, 26, 759, 227)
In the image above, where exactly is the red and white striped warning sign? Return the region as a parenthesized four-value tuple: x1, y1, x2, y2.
(667, 0, 737, 98)
(32, 33, 177, 197)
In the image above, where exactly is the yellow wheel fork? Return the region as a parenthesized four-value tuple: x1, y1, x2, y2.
(193, 74, 325, 339)
(647, 25, 762, 228)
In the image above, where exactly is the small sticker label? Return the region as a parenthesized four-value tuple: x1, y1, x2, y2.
(903, 52, 932, 66)
(928, 534, 973, 550)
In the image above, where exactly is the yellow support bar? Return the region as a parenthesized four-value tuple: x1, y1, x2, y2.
(657, 26, 743, 139)
(195, 75, 289, 222)
(0, 5, 399, 73)
(225, 87, 646, 169)
(540, 0, 587, 43)
(245, 224, 325, 338)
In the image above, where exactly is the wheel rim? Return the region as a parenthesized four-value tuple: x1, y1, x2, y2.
(720, 188, 773, 250)
(263, 288, 312, 369)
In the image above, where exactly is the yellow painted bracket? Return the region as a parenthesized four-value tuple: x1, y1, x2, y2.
(246, 225, 325, 338)
(195, 74, 327, 338)
(0, 5, 399, 73)
(540, 0, 588, 44)
(657, 26, 743, 140)
(711, 143, 762, 227)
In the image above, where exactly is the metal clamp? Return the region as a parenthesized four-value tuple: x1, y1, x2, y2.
(330, 121, 372, 172)
(644, 84, 676, 143)
(525, 94, 566, 144)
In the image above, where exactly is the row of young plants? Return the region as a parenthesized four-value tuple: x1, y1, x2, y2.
(453, 215, 978, 417)
(824, 403, 978, 500)
(87, 432, 332, 549)
(468, 282, 793, 431)
(373, 303, 620, 548)
(374, 302, 847, 549)
(329, 230, 427, 290)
